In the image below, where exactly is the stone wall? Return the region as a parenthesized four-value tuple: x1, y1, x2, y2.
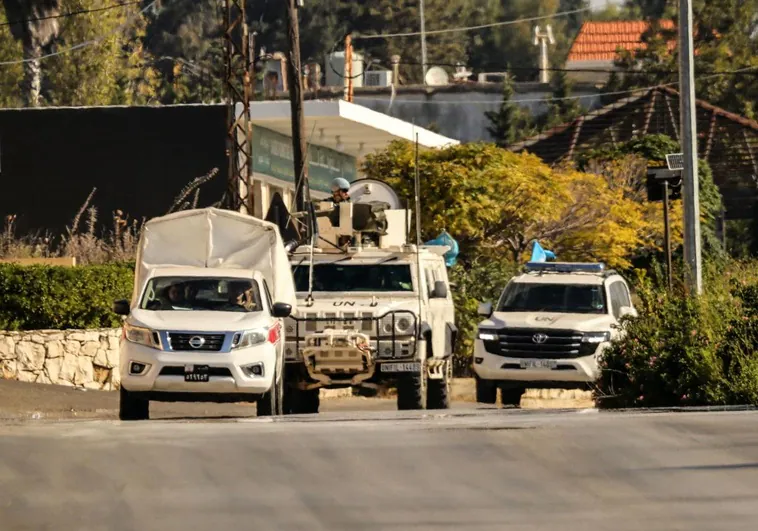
(0, 329, 121, 391)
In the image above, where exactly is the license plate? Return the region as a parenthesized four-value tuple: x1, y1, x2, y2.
(380, 362, 421, 373)
(519, 359, 557, 370)
(184, 364, 210, 382)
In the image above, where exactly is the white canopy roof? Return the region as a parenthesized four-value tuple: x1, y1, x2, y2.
(244, 100, 459, 158)
(132, 208, 296, 308)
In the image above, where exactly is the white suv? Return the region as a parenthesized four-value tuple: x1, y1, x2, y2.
(472, 262, 636, 406)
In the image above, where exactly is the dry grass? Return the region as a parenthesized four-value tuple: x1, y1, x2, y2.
(0, 168, 220, 265)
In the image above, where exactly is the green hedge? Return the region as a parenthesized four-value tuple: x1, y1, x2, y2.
(596, 265, 758, 408)
(0, 264, 133, 331)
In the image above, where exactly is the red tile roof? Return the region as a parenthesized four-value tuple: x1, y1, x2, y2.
(567, 20, 676, 62)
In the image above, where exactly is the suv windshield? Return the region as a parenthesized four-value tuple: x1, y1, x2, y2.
(498, 282, 607, 314)
(140, 276, 263, 312)
(292, 264, 413, 292)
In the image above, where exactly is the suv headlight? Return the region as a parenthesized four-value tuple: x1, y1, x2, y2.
(582, 331, 610, 344)
(232, 329, 268, 350)
(477, 330, 498, 341)
(123, 323, 160, 349)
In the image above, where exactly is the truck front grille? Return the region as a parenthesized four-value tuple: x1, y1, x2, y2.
(168, 333, 226, 352)
(482, 329, 596, 359)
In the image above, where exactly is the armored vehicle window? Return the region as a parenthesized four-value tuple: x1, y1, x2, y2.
(293, 264, 413, 292)
(498, 282, 607, 314)
(140, 277, 263, 312)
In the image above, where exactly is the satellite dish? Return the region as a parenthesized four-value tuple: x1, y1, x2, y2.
(348, 178, 403, 210)
(424, 66, 449, 86)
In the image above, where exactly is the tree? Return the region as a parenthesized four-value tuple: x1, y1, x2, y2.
(537, 69, 584, 129)
(361, 140, 654, 268)
(0, 0, 161, 107)
(2, 0, 61, 107)
(485, 75, 533, 146)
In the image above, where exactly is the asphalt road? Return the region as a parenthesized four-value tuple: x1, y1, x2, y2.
(2, 408, 758, 530)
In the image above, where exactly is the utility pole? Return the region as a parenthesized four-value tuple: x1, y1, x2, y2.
(286, 0, 309, 215)
(678, 0, 702, 294)
(419, 0, 428, 83)
(533, 25, 555, 84)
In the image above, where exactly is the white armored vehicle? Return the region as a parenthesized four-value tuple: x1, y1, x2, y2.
(283, 179, 457, 413)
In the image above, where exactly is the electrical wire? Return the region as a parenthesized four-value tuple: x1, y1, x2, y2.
(353, 7, 592, 40)
(352, 65, 758, 105)
(0, 1, 141, 28)
(0, 0, 159, 66)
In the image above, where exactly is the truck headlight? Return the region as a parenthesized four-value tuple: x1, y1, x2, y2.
(123, 323, 160, 349)
(380, 314, 415, 335)
(477, 330, 498, 341)
(582, 331, 610, 344)
(395, 316, 413, 334)
(232, 329, 267, 350)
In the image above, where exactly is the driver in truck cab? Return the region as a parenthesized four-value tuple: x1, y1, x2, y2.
(160, 283, 186, 309)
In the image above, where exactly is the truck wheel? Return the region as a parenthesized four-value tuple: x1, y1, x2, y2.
(257, 363, 284, 417)
(284, 387, 320, 414)
(501, 387, 525, 407)
(397, 371, 427, 410)
(427, 360, 451, 410)
(475, 375, 497, 404)
(119, 387, 149, 421)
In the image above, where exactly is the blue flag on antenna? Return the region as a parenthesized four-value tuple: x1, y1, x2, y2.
(530, 241, 556, 263)
(425, 230, 459, 267)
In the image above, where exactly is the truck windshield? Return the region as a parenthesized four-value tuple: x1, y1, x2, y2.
(292, 264, 414, 292)
(498, 283, 607, 314)
(140, 277, 263, 312)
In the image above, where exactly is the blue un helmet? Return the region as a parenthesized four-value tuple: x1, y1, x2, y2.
(331, 177, 350, 192)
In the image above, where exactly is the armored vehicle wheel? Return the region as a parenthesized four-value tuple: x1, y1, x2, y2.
(119, 388, 149, 421)
(501, 386, 525, 407)
(257, 363, 284, 416)
(475, 375, 497, 404)
(284, 387, 320, 414)
(427, 360, 451, 410)
(397, 370, 427, 410)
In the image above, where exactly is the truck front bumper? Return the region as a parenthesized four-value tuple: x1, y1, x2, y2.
(119, 341, 277, 397)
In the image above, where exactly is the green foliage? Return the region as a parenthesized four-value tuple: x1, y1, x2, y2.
(0, 263, 133, 330)
(0, 0, 161, 107)
(596, 262, 758, 408)
(485, 75, 534, 146)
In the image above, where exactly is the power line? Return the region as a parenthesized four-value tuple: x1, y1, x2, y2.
(353, 66, 758, 105)
(0, 1, 141, 28)
(354, 7, 592, 40)
(0, 0, 159, 66)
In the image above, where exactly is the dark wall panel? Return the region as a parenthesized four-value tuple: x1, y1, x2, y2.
(0, 105, 228, 235)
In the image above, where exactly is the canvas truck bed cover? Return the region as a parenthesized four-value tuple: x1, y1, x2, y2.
(132, 208, 296, 308)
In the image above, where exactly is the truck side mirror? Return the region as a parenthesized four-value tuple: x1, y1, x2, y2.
(113, 299, 131, 316)
(619, 306, 637, 319)
(477, 302, 493, 318)
(272, 302, 293, 318)
(432, 280, 448, 299)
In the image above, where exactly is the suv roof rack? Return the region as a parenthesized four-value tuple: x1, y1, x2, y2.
(525, 262, 606, 274)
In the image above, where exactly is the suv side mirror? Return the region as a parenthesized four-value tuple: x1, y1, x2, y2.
(272, 302, 293, 319)
(619, 306, 636, 319)
(477, 302, 493, 318)
(432, 280, 448, 299)
(113, 299, 130, 316)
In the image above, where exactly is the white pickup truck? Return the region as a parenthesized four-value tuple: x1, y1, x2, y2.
(112, 208, 297, 420)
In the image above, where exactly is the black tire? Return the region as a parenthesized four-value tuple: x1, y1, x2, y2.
(257, 362, 284, 417)
(397, 371, 427, 410)
(475, 375, 497, 404)
(284, 387, 320, 414)
(119, 387, 149, 421)
(427, 360, 451, 410)
(501, 386, 525, 407)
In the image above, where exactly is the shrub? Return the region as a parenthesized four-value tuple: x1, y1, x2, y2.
(0, 263, 133, 330)
(596, 264, 758, 408)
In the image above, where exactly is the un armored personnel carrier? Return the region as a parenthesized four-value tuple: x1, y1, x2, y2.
(283, 179, 457, 413)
